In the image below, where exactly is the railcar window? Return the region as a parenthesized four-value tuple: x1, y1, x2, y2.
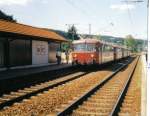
(103, 45, 113, 52)
(117, 48, 122, 52)
(73, 43, 96, 51)
(73, 44, 86, 51)
(86, 44, 96, 51)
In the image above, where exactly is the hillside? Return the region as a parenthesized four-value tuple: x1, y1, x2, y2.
(52, 29, 147, 52)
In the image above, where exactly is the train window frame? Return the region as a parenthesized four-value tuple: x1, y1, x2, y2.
(102, 45, 114, 52)
(117, 48, 122, 52)
(73, 43, 86, 51)
(86, 43, 96, 52)
(73, 43, 97, 52)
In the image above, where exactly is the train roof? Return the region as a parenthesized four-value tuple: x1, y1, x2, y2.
(73, 39, 129, 50)
(0, 19, 67, 42)
(72, 38, 100, 44)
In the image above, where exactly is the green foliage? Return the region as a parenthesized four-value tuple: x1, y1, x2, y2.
(61, 42, 71, 52)
(53, 29, 146, 53)
(0, 10, 16, 22)
(124, 35, 137, 52)
(67, 25, 79, 40)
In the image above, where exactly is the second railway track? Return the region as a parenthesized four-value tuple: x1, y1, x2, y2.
(57, 56, 139, 116)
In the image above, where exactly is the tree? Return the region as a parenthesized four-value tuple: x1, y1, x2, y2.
(67, 25, 79, 41)
(124, 35, 137, 52)
(98, 34, 102, 40)
(61, 42, 71, 52)
(0, 10, 16, 22)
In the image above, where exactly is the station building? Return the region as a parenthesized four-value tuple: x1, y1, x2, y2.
(0, 19, 67, 70)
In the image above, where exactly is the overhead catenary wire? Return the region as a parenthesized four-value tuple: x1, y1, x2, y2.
(123, 0, 146, 38)
(64, 0, 93, 35)
(65, 0, 90, 17)
(65, 0, 116, 36)
(65, 0, 114, 36)
(91, 0, 116, 36)
(125, 0, 135, 30)
(64, 0, 142, 38)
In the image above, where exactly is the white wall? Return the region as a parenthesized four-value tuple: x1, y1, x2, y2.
(32, 40, 48, 65)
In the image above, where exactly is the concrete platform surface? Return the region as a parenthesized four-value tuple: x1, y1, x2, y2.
(0, 63, 71, 80)
(141, 55, 147, 116)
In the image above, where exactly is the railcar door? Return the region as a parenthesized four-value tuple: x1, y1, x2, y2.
(98, 44, 102, 64)
(122, 48, 124, 58)
(94, 43, 99, 64)
(102, 44, 107, 63)
(114, 47, 117, 61)
(102, 45, 114, 63)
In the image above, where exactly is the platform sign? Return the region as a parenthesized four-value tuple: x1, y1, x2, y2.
(32, 40, 48, 65)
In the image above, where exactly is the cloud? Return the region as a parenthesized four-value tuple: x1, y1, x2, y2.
(110, 4, 135, 11)
(41, 0, 49, 4)
(0, 0, 32, 6)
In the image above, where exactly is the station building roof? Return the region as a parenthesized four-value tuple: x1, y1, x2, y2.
(0, 19, 67, 42)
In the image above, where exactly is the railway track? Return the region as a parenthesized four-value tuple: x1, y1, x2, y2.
(0, 57, 135, 115)
(0, 71, 88, 110)
(56, 56, 139, 116)
(119, 56, 141, 116)
(0, 65, 80, 95)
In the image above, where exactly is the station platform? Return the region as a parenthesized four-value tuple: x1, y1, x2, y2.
(141, 54, 147, 116)
(0, 63, 72, 80)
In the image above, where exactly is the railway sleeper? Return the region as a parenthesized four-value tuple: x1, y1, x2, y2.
(0, 98, 10, 102)
(118, 112, 134, 116)
(123, 99, 134, 104)
(87, 98, 116, 103)
(17, 89, 33, 93)
(78, 105, 112, 112)
(120, 107, 132, 112)
(72, 110, 109, 116)
(90, 95, 117, 99)
(10, 92, 26, 96)
(0, 99, 8, 103)
(95, 91, 119, 95)
(2, 95, 18, 99)
(122, 102, 132, 107)
(83, 102, 112, 107)
(24, 88, 39, 91)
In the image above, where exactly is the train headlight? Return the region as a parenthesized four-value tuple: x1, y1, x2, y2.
(91, 54, 94, 58)
(74, 54, 77, 58)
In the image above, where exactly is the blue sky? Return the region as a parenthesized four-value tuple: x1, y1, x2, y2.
(0, 0, 148, 39)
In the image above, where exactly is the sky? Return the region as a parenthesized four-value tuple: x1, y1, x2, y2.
(0, 0, 148, 39)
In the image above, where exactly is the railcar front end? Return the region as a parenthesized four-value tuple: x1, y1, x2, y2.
(72, 41, 99, 65)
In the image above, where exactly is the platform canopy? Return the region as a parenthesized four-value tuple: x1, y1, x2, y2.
(0, 19, 67, 42)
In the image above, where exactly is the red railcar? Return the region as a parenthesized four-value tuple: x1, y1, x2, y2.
(72, 39, 129, 65)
